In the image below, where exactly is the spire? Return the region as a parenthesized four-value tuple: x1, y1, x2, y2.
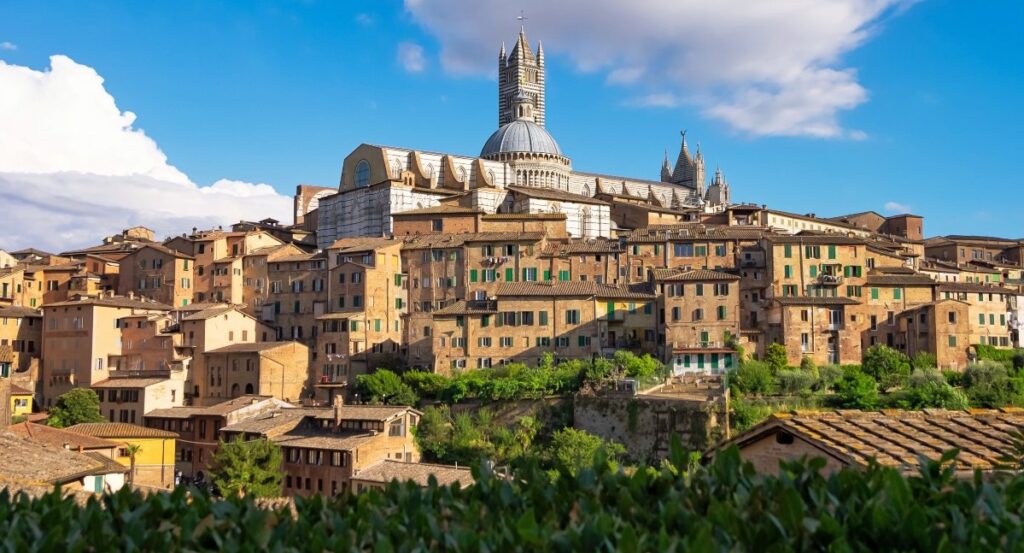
(660, 149, 672, 182)
(499, 41, 506, 61)
(671, 130, 693, 184)
(536, 40, 544, 65)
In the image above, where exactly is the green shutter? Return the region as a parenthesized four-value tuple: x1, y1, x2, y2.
(505, 268, 514, 282)
(784, 244, 792, 258)
(870, 288, 878, 300)
(578, 335, 587, 347)
(496, 314, 503, 327)
(482, 315, 489, 327)
(894, 288, 902, 300)
(979, 314, 985, 325)
(784, 265, 792, 279)
(543, 270, 551, 281)
(375, 319, 381, 332)
(522, 268, 528, 281)
(696, 283, 703, 296)
(828, 245, 836, 259)
(470, 270, 478, 283)
(559, 270, 569, 281)
(539, 311, 548, 325)
(809, 265, 817, 278)
(844, 266, 851, 278)
(606, 301, 615, 317)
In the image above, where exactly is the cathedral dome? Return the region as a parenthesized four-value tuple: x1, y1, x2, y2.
(480, 120, 562, 158)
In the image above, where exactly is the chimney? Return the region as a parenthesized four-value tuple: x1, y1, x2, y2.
(333, 394, 344, 427)
(128, 291, 135, 300)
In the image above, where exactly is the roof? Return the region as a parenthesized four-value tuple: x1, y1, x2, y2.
(7, 422, 120, 451)
(144, 396, 284, 419)
(309, 404, 418, 423)
(481, 213, 566, 221)
(765, 234, 866, 245)
(82, 451, 130, 474)
(495, 281, 656, 299)
(0, 306, 42, 318)
(625, 224, 767, 243)
(552, 239, 621, 255)
(864, 274, 937, 286)
(181, 304, 238, 321)
(937, 283, 1016, 295)
(0, 344, 13, 363)
(717, 409, 1024, 472)
(90, 377, 170, 389)
(315, 309, 367, 320)
(653, 268, 740, 282)
(65, 422, 178, 439)
(9, 384, 33, 395)
(773, 296, 861, 306)
(0, 429, 121, 485)
(390, 205, 483, 217)
(272, 431, 377, 451)
(353, 460, 474, 488)
(205, 341, 300, 354)
(480, 119, 562, 157)
(129, 243, 194, 260)
(506, 185, 609, 206)
(400, 232, 544, 250)
(433, 300, 498, 316)
(220, 409, 312, 435)
(44, 296, 172, 311)
(325, 235, 401, 252)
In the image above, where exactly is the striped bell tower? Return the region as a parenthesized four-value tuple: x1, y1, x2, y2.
(498, 25, 545, 128)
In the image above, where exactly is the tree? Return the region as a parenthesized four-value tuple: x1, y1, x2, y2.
(899, 369, 969, 410)
(730, 360, 773, 396)
(613, 351, 663, 380)
(862, 345, 911, 391)
(124, 444, 142, 486)
(210, 436, 283, 498)
(764, 343, 789, 374)
(832, 367, 879, 409)
(911, 352, 938, 371)
(545, 428, 625, 475)
(356, 369, 419, 406)
(47, 388, 105, 428)
(962, 361, 1024, 408)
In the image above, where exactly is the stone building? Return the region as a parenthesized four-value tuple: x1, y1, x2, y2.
(116, 244, 195, 308)
(655, 269, 741, 373)
(201, 341, 310, 404)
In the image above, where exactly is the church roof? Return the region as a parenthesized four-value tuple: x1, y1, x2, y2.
(480, 120, 562, 157)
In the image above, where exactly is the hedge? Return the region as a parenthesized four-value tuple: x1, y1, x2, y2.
(2, 446, 1024, 551)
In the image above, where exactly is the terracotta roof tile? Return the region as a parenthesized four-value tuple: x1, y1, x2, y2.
(65, 422, 178, 439)
(506, 185, 610, 206)
(773, 296, 861, 306)
(653, 268, 740, 282)
(353, 460, 474, 487)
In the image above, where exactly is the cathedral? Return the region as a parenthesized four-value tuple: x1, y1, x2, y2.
(313, 28, 732, 248)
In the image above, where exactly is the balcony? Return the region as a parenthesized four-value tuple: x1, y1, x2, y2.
(817, 273, 843, 286)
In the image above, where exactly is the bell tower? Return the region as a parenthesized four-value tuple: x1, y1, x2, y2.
(498, 23, 545, 128)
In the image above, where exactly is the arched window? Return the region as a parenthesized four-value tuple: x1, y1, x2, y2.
(231, 383, 240, 396)
(355, 160, 371, 188)
(582, 184, 591, 197)
(245, 383, 254, 394)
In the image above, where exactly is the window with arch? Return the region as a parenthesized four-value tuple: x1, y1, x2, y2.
(582, 184, 591, 197)
(355, 160, 371, 188)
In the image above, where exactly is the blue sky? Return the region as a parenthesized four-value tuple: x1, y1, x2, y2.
(0, 0, 1022, 247)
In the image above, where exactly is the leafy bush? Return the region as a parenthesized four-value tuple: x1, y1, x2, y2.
(6, 447, 1024, 550)
(774, 369, 816, 396)
(402, 371, 452, 397)
(815, 365, 845, 392)
(962, 361, 1024, 408)
(799, 356, 817, 373)
(545, 428, 625, 476)
(355, 369, 419, 406)
(832, 366, 879, 409)
(730, 398, 776, 431)
(47, 388, 105, 428)
(764, 343, 789, 374)
(862, 345, 912, 391)
(210, 436, 283, 498)
(896, 369, 969, 410)
(911, 352, 938, 371)
(730, 361, 773, 396)
(942, 370, 964, 388)
(975, 344, 1024, 367)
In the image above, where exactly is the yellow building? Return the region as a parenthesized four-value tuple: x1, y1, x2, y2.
(65, 422, 178, 488)
(9, 383, 33, 418)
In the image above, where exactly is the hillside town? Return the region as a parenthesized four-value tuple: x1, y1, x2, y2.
(3, 28, 1024, 497)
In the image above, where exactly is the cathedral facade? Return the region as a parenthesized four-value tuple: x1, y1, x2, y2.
(314, 29, 732, 249)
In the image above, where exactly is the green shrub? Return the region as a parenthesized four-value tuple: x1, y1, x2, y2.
(6, 446, 1024, 550)
(774, 369, 816, 396)
(862, 345, 912, 391)
(730, 360, 773, 396)
(816, 365, 845, 392)
(47, 388, 105, 428)
(911, 352, 938, 371)
(962, 361, 1024, 408)
(402, 371, 452, 397)
(355, 369, 419, 406)
(832, 366, 879, 409)
(731, 398, 776, 431)
(975, 344, 1024, 367)
(764, 343, 789, 374)
(896, 369, 969, 410)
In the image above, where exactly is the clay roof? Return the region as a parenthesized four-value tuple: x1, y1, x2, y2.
(506, 185, 610, 206)
(773, 296, 861, 306)
(272, 431, 376, 451)
(865, 274, 937, 286)
(937, 283, 1016, 295)
(91, 378, 169, 389)
(315, 309, 366, 320)
(0, 429, 121, 485)
(144, 396, 285, 418)
(0, 344, 13, 363)
(309, 404, 418, 423)
(353, 460, 474, 487)
(65, 422, 178, 439)
(326, 237, 402, 253)
(44, 296, 172, 310)
(553, 239, 621, 254)
(719, 409, 1024, 472)
(625, 224, 767, 243)
(205, 341, 299, 354)
(495, 281, 656, 299)
(481, 213, 566, 221)
(7, 422, 121, 450)
(766, 234, 866, 245)
(131, 243, 194, 260)
(653, 268, 740, 282)
(9, 384, 33, 395)
(181, 304, 238, 320)
(433, 300, 498, 316)
(391, 205, 482, 216)
(400, 232, 543, 250)
(220, 409, 312, 436)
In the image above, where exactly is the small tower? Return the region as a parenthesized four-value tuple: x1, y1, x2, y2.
(660, 150, 672, 182)
(706, 166, 731, 206)
(498, 27, 546, 128)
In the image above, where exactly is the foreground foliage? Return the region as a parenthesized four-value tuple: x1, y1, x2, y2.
(3, 447, 1024, 551)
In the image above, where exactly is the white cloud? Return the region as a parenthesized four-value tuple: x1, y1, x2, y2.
(0, 42, 16, 51)
(625, 92, 681, 108)
(884, 201, 912, 214)
(404, 0, 913, 138)
(397, 42, 426, 73)
(355, 13, 374, 26)
(0, 55, 291, 252)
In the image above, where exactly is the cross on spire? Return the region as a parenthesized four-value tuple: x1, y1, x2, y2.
(517, 10, 528, 32)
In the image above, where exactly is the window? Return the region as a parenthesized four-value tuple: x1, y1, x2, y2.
(695, 283, 704, 296)
(948, 311, 957, 323)
(870, 288, 879, 300)
(693, 309, 704, 321)
(565, 310, 580, 324)
(577, 335, 591, 347)
(500, 337, 513, 347)
(558, 270, 570, 282)
(783, 244, 792, 258)
(801, 333, 809, 352)
(784, 265, 792, 279)
(671, 306, 681, 321)
(893, 288, 902, 300)
(478, 337, 492, 347)
(948, 335, 957, 347)
(536, 337, 551, 347)
(431, 219, 443, 231)
(717, 306, 727, 320)
(355, 160, 371, 187)
(522, 268, 538, 282)
(556, 337, 569, 347)
(673, 243, 694, 257)
(800, 309, 809, 322)
(539, 311, 548, 325)
(695, 245, 707, 256)
(715, 244, 726, 256)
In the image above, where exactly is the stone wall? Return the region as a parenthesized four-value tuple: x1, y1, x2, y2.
(573, 392, 725, 462)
